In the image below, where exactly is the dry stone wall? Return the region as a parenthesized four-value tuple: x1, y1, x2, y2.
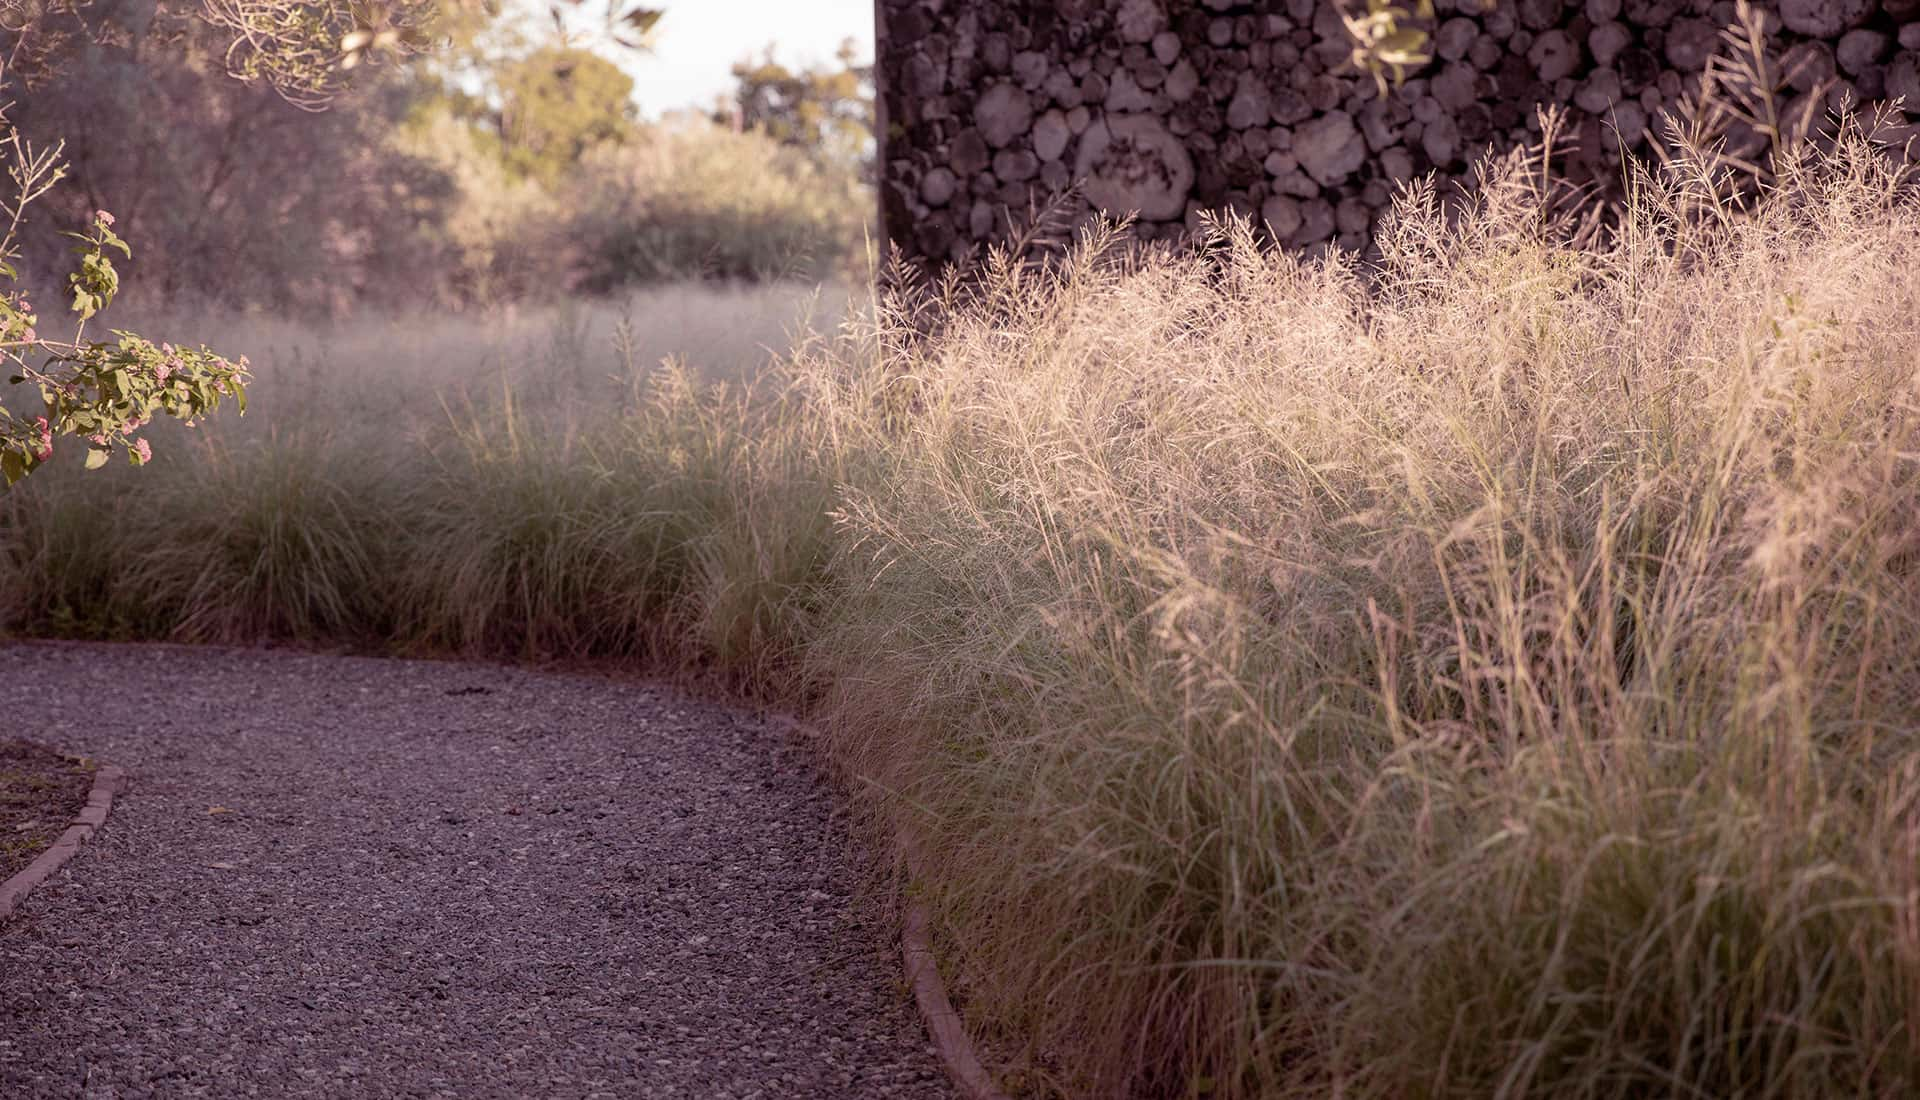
(875, 0, 1920, 262)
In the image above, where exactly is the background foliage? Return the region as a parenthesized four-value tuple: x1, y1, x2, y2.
(0, 0, 873, 315)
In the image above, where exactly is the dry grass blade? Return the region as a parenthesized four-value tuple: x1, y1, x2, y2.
(6, 38, 1920, 1100)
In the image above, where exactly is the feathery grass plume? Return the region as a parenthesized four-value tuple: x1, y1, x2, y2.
(801, 108, 1920, 1096)
(4, 71, 1920, 1100)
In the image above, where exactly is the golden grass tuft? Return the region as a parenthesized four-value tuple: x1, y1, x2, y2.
(6, 123, 1920, 1097)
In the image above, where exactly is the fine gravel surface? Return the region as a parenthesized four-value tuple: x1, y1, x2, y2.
(0, 641, 953, 1100)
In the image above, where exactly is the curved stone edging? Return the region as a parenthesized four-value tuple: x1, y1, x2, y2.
(899, 838, 1015, 1100)
(0, 761, 127, 922)
(770, 716, 1012, 1100)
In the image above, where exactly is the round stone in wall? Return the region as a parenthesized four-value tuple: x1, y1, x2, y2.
(1432, 62, 1481, 110)
(1421, 112, 1462, 166)
(1518, 0, 1564, 31)
(950, 129, 991, 177)
(976, 84, 1034, 148)
(1664, 18, 1720, 71)
(1075, 114, 1196, 220)
(1589, 21, 1632, 67)
(1435, 17, 1478, 61)
(1780, 0, 1875, 37)
(1293, 110, 1367, 186)
(1116, 0, 1168, 44)
(1261, 194, 1304, 237)
(1293, 197, 1335, 245)
(1012, 50, 1049, 88)
(1837, 28, 1892, 73)
(1529, 29, 1581, 82)
(1888, 51, 1920, 103)
(1228, 74, 1273, 128)
(994, 148, 1039, 182)
(1380, 145, 1415, 183)
(921, 166, 957, 207)
(1034, 110, 1073, 162)
(1575, 67, 1625, 112)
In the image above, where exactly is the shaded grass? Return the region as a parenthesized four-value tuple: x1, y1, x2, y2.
(6, 132, 1920, 1098)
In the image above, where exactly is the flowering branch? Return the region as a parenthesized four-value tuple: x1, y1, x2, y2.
(0, 205, 250, 485)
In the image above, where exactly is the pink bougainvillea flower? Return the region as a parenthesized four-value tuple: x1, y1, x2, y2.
(95, 210, 115, 227)
(124, 415, 148, 432)
(131, 438, 152, 464)
(88, 432, 108, 446)
(30, 417, 52, 461)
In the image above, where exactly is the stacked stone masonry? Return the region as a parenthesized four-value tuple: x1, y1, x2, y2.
(876, 0, 1920, 262)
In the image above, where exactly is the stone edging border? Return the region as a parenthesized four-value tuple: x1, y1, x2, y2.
(897, 830, 1014, 1100)
(0, 761, 128, 922)
(769, 716, 1012, 1100)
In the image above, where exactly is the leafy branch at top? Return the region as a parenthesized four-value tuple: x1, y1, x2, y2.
(0, 124, 249, 485)
(0, 2, 675, 482)
(196, 0, 665, 109)
(1340, 0, 1436, 94)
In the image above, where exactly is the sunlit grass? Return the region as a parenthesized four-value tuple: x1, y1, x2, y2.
(7, 129, 1920, 1098)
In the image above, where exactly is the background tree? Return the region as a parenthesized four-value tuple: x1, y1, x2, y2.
(722, 40, 872, 176)
(4, 0, 456, 312)
(497, 46, 637, 185)
(0, 0, 660, 479)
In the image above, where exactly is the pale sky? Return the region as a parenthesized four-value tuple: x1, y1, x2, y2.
(598, 1, 876, 117)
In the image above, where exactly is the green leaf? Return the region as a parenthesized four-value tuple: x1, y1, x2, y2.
(83, 446, 111, 470)
(2, 449, 24, 485)
(1374, 28, 1431, 64)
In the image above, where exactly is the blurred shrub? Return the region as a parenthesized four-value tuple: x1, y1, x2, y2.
(390, 98, 571, 304)
(721, 41, 873, 178)
(562, 119, 869, 287)
(5, 0, 869, 312)
(389, 107, 869, 298)
(6, 0, 457, 315)
(495, 47, 638, 186)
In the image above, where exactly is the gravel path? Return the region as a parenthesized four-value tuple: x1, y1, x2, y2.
(0, 642, 951, 1100)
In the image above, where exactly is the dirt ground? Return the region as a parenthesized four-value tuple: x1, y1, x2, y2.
(0, 739, 93, 883)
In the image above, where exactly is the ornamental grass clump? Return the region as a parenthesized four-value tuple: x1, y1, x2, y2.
(794, 115, 1920, 1097)
(2, 112, 1919, 1100)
